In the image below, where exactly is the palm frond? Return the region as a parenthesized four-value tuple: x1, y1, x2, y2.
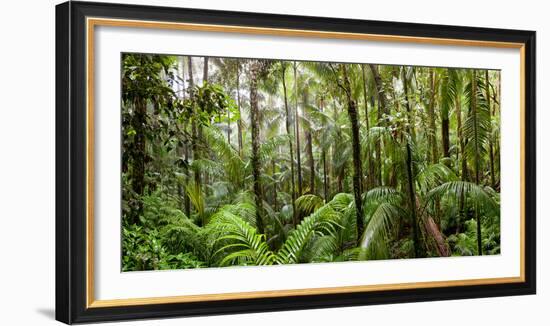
(276, 204, 341, 264)
(358, 202, 401, 260)
(295, 194, 324, 218)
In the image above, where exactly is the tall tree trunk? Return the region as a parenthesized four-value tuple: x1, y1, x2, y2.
(495, 73, 501, 188)
(179, 56, 191, 217)
(341, 65, 364, 240)
(403, 68, 416, 141)
(441, 72, 450, 159)
(471, 70, 483, 256)
(427, 69, 438, 164)
(455, 74, 468, 180)
(401, 67, 421, 258)
(303, 88, 315, 194)
(236, 64, 243, 157)
(441, 117, 450, 158)
(281, 64, 297, 226)
(369, 64, 384, 186)
(405, 142, 421, 258)
(187, 57, 201, 188)
(202, 57, 209, 192)
(293, 62, 303, 196)
(361, 65, 372, 191)
(454, 71, 467, 231)
(486, 70, 496, 188)
(320, 99, 329, 202)
(272, 159, 278, 211)
(306, 133, 314, 194)
(249, 61, 265, 234)
(183, 135, 191, 217)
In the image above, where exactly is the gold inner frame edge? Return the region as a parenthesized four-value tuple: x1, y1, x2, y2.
(85, 17, 526, 308)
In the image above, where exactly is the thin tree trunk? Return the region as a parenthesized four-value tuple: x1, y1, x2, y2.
(303, 88, 315, 194)
(272, 159, 278, 211)
(320, 99, 329, 202)
(406, 142, 421, 258)
(281, 64, 297, 226)
(227, 94, 231, 144)
(401, 67, 421, 258)
(322, 151, 328, 201)
(249, 61, 265, 234)
(403, 68, 416, 141)
(455, 74, 468, 181)
(368, 64, 384, 186)
(486, 70, 496, 188)
(202, 57, 209, 192)
(341, 65, 364, 240)
(183, 135, 191, 217)
(471, 70, 483, 256)
(187, 57, 201, 188)
(236, 64, 243, 157)
(441, 76, 450, 161)
(441, 118, 450, 158)
(293, 62, 303, 196)
(306, 133, 314, 194)
(427, 69, 438, 164)
(179, 56, 191, 217)
(361, 65, 372, 191)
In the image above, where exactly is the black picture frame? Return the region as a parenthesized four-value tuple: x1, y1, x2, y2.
(56, 1, 536, 324)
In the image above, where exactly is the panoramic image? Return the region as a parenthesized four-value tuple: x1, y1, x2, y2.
(121, 53, 501, 272)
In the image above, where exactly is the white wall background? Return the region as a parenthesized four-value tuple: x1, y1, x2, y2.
(0, 0, 545, 325)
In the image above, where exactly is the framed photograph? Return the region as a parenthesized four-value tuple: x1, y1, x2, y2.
(56, 1, 536, 324)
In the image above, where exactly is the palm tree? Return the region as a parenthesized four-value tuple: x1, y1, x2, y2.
(278, 62, 298, 225)
(337, 63, 364, 239)
(120, 54, 503, 271)
(464, 69, 491, 255)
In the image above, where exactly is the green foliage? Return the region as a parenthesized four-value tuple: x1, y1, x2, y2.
(208, 211, 276, 266)
(276, 202, 342, 264)
(447, 218, 500, 256)
(121, 55, 501, 271)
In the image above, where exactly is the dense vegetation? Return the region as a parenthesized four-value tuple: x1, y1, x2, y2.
(121, 53, 501, 271)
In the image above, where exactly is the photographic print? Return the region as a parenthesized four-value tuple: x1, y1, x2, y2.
(121, 54, 501, 272)
(56, 3, 535, 322)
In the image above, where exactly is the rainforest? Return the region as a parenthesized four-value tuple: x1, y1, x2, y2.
(121, 53, 501, 272)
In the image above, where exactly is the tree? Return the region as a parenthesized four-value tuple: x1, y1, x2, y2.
(120, 54, 502, 271)
(427, 69, 439, 164)
(361, 64, 373, 191)
(248, 59, 271, 234)
(337, 64, 364, 239)
(280, 62, 298, 225)
(121, 54, 176, 224)
(303, 82, 316, 194)
(294, 62, 304, 196)
(369, 64, 385, 186)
